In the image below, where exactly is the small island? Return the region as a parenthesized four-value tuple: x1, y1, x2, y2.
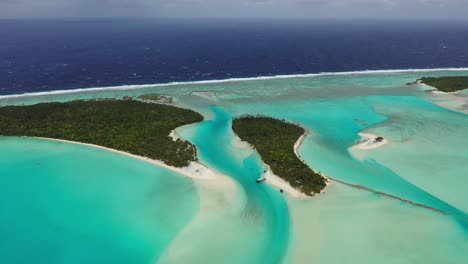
(232, 116, 327, 196)
(417, 76, 468, 92)
(0, 99, 203, 167)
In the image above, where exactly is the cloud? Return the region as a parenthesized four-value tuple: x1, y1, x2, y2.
(0, 0, 467, 19)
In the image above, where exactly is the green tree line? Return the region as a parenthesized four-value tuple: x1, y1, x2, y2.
(0, 99, 204, 167)
(232, 115, 326, 195)
(420, 76, 468, 92)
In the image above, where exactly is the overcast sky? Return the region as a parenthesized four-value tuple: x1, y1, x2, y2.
(1, 0, 467, 20)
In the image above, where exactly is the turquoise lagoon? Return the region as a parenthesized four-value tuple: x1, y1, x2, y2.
(0, 70, 467, 263)
(0, 137, 198, 263)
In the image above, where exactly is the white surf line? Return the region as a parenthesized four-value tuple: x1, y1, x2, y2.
(1, 67, 468, 100)
(33, 137, 223, 181)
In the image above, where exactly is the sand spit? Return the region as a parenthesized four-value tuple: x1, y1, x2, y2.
(425, 90, 468, 114)
(292, 132, 466, 218)
(348, 132, 388, 160)
(351, 132, 388, 150)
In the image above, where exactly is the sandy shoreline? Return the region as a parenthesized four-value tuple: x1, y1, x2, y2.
(348, 132, 388, 160)
(420, 80, 467, 95)
(34, 134, 315, 198)
(28, 132, 455, 217)
(407, 81, 468, 113)
(231, 134, 307, 198)
(425, 89, 468, 114)
(292, 131, 332, 192)
(428, 90, 459, 95)
(350, 132, 388, 150)
(34, 137, 221, 180)
(169, 129, 181, 141)
(261, 164, 307, 198)
(233, 129, 331, 198)
(293, 132, 307, 162)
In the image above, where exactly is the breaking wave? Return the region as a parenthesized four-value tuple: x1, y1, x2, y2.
(1, 67, 468, 100)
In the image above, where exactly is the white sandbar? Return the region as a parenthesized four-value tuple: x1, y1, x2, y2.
(350, 132, 388, 150)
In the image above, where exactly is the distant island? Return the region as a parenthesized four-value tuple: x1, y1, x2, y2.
(415, 76, 468, 92)
(0, 99, 203, 167)
(232, 116, 327, 196)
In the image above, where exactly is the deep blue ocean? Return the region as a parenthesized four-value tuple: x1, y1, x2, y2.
(1, 19, 468, 95)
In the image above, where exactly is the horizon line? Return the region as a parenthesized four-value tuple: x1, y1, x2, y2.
(1, 17, 468, 22)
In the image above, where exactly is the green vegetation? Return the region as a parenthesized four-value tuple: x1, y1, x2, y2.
(420, 76, 468, 92)
(232, 116, 327, 195)
(0, 99, 203, 167)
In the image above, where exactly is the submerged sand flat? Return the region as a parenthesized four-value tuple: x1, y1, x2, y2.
(1, 69, 467, 264)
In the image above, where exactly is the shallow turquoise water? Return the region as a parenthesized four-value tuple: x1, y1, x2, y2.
(1, 70, 467, 263)
(286, 184, 468, 264)
(0, 137, 198, 264)
(180, 106, 289, 263)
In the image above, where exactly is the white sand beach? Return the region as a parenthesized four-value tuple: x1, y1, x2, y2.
(429, 90, 457, 95)
(261, 164, 307, 198)
(232, 130, 331, 198)
(348, 132, 388, 160)
(36, 126, 332, 199)
(426, 90, 468, 114)
(293, 132, 307, 161)
(351, 132, 388, 150)
(35, 137, 221, 181)
(293, 131, 331, 192)
(231, 133, 307, 198)
(169, 129, 181, 141)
